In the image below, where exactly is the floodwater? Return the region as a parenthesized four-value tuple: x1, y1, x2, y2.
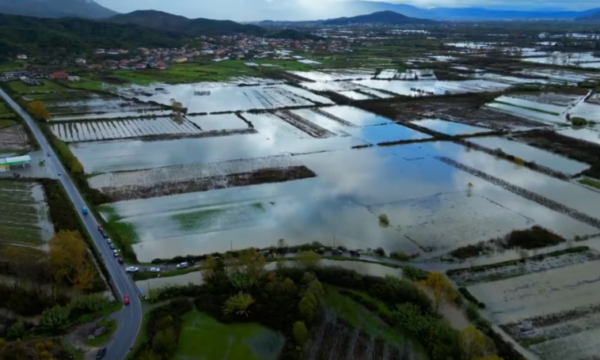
(102, 141, 599, 261)
(320, 106, 394, 126)
(486, 102, 564, 125)
(559, 128, 600, 145)
(467, 136, 589, 175)
(410, 119, 491, 136)
(569, 102, 600, 122)
(185, 114, 248, 132)
(120, 83, 333, 113)
(353, 80, 510, 97)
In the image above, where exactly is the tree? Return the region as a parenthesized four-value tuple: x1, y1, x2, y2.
(299, 293, 318, 323)
(27, 101, 50, 120)
(292, 321, 309, 347)
(295, 251, 322, 270)
(223, 292, 255, 317)
(138, 349, 162, 360)
(152, 326, 177, 358)
(225, 249, 266, 289)
(201, 255, 220, 284)
(420, 272, 458, 312)
(49, 231, 98, 291)
(460, 325, 496, 360)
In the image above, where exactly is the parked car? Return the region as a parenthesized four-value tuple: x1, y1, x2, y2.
(125, 266, 139, 273)
(350, 250, 360, 258)
(97, 225, 103, 231)
(176, 262, 189, 269)
(95, 347, 106, 359)
(124, 294, 130, 305)
(117, 257, 124, 264)
(150, 267, 161, 273)
(106, 238, 112, 244)
(113, 250, 120, 257)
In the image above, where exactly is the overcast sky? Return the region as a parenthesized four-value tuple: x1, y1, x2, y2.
(96, 0, 600, 21)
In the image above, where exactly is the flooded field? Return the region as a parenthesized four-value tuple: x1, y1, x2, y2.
(46, 97, 167, 120)
(119, 83, 333, 113)
(51, 117, 202, 142)
(352, 79, 510, 97)
(0, 181, 54, 247)
(523, 52, 600, 69)
(468, 257, 600, 360)
(467, 136, 589, 175)
(409, 119, 492, 135)
(558, 128, 600, 145)
(99, 141, 600, 261)
(568, 101, 600, 122)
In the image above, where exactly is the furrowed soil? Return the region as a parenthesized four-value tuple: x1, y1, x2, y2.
(358, 96, 547, 130)
(100, 166, 316, 201)
(0, 125, 30, 151)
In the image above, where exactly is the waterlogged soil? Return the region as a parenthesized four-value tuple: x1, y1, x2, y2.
(361, 96, 547, 130)
(100, 166, 316, 201)
(0, 125, 30, 151)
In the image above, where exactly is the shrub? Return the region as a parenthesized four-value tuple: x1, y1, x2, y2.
(506, 226, 564, 249)
(378, 214, 390, 227)
(572, 117, 587, 126)
(459, 287, 486, 309)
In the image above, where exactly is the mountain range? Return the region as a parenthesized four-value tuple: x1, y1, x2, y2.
(321, 11, 433, 25)
(0, 0, 116, 19)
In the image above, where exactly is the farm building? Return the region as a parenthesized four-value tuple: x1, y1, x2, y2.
(0, 155, 32, 172)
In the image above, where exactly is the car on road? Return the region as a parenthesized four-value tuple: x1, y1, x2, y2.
(150, 267, 161, 273)
(124, 294, 130, 305)
(176, 262, 189, 269)
(109, 243, 115, 250)
(95, 347, 106, 359)
(125, 266, 139, 273)
(117, 257, 124, 264)
(82, 206, 88, 215)
(97, 224, 103, 231)
(106, 238, 112, 244)
(113, 250, 120, 257)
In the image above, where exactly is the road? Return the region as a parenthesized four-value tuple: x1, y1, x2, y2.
(0, 88, 142, 360)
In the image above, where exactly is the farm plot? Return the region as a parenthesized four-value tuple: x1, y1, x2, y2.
(371, 192, 534, 253)
(89, 156, 316, 201)
(320, 106, 394, 127)
(289, 109, 353, 136)
(46, 97, 165, 117)
(485, 96, 566, 125)
(71, 132, 367, 174)
(339, 91, 373, 100)
(558, 127, 600, 146)
(185, 114, 248, 131)
(353, 79, 510, 97)
(344, 123, 431, 144)
(568, 101, 600, 122)
(366, 96, 547, 130)
(518, 69, 600, 84)
(467, 259, 600, 360)
(449, 248, 598, 287)
(50, 110, 172, 122)
(122, 83, 333, 113)
(51, 118, 202, 142)
(466, 136, 590, 176)
(0, 124, 30, 151)
(409, 119, 492, 136)
(0, 181, 54, 247)
(273, 110, 335, 138)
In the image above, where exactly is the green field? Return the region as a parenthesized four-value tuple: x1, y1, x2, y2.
(174, 310, 285, 360)
(8, 80, 69, 95)
(0, 119, 17, 129)
(579, 177, 600, 190)
(0, 181, 54, 246)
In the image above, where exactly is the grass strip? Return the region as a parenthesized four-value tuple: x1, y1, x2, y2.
(493, 100, 560, 116)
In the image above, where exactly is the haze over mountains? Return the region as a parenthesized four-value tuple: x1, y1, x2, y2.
(0, 0, 599, 23)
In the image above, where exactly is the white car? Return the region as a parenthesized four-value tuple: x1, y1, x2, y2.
(113, 249, 120, 257)
(125, 266, 139, 273)
(150, 267, 161, 273)
(176, 262, 189, 269)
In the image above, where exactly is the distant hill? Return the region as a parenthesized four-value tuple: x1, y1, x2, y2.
(322, 10, 434, 25)
(0, 13, 186, 57)
(107, 10, 267, 36)
(579, 10, 600, 20)
(0, 0, 117, 19)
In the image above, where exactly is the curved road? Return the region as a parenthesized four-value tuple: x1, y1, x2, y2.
(0, 88, 142, 360)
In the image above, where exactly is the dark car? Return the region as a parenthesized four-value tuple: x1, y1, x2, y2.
(109, 243, 115, 250)
(117, 257, 124, 264)
(95, 347, 106, 359)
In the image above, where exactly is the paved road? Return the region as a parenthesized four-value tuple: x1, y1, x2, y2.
(0, 88, 142, 360)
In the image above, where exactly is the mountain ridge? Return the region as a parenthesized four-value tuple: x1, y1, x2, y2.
(0, 0, 117, 19)
(322, 10, 434, 25)
(106, 10, 267, 36)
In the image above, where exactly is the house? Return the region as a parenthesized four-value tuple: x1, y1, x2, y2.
(67, 76, 80, 82)
(119, 59, 130, 66)
(156, 62, 168, 70)
(135, 63, 147, 70)
(75, 58, 86, 65)
(173, 57, 187, 63)
(49, 71, 68, 80)
(16, 54, 27, 60)
(96, 49, 105, 54)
